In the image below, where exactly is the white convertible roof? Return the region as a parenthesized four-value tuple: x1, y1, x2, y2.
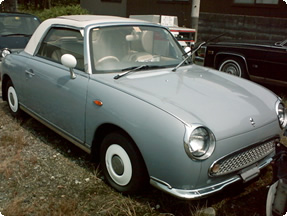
(59, 15, 148, 27)
(24, 15, 149, 55)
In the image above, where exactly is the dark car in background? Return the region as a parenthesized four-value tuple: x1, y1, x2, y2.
(0, 12, 41, 78)
(203, 39, 287, 87)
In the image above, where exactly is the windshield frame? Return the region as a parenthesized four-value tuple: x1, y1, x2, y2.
(87, 23, 186, 75)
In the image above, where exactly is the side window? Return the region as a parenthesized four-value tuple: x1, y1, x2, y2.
(36, 28, 84, 71)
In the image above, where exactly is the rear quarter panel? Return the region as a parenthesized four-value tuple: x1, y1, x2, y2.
(204, 44, 269, 78)
(1, 52, 30, 101)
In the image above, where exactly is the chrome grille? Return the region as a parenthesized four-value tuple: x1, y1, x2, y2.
(210, 139, 276, 176)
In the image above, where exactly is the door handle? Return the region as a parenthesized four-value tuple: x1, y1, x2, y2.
(25, 69, 35, 76)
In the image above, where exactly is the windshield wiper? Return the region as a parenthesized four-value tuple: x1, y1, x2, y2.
(2, 33, 32, 37)
(172, 33, 226, 72)
(172, 41, 206, 72)
(114, 65, 165, 80)
(114, 65, 147, 80)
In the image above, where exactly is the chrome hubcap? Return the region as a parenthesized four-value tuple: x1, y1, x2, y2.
(9, 92, 15, 106)
(112, 155, 124, 175)
(105, 144, 132, 186)
(219, 60, 242, 77)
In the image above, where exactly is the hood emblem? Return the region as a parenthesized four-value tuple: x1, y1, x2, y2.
(250, 118, 255, 127)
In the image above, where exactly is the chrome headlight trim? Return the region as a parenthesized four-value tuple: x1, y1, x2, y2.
(1, 48, 11, 58)
(184, 124, 216, 160)
(276, 100, 287, 129)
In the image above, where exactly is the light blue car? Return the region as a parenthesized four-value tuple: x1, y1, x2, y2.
(1, 15, 286, 199)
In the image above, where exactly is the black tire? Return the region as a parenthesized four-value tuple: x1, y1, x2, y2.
(218, 57, 248, 78)
(6, 80, 22, 116)
(100, 131, 148, 194)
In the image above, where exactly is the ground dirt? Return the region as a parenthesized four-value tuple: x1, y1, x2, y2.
(0, 80, 286, 216)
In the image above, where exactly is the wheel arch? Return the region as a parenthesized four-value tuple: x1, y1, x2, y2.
(1, 74, 12, 101)
(214, 52, 250, 77)
(91, 123, 148, 174)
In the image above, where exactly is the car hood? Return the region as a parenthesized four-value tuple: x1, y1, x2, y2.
(96, 65, 279, 140)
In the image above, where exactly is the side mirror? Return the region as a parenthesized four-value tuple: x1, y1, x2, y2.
(61, 54, 77, 79)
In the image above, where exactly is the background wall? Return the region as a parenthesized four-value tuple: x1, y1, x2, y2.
(198, 0, 287, 42)
(200, 0, 287, 18)
(198, 12, 287, 42)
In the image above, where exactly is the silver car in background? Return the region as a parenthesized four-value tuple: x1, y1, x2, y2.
(1, 15, 286, 199)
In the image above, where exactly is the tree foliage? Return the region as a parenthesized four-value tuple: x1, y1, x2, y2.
(39, 5, 88, 21)
(18, 0, 80, 10)
(20, 4, 89, 21)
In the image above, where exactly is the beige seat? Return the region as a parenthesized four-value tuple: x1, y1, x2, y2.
(51, 37, 84, 71)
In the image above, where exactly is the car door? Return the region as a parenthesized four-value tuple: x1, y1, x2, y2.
(22, 27, 89, 143)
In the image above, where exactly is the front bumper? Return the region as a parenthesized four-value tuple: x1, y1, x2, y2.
(150, 157, 273, 200)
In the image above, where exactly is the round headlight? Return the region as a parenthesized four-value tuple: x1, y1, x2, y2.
(184, 125, 216, 160)
(276, 101, 287, 129)
(1, 48, 11, 58)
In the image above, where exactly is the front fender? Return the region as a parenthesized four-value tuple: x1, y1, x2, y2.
(85, 78, 202, 189)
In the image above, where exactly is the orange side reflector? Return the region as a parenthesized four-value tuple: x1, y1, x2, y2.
(94, 100, 103, 106)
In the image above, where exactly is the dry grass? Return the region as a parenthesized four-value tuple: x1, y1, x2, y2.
(0, 99, 166, 216)
(0, 82, 286, 216)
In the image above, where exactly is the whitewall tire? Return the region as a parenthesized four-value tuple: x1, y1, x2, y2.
(105, 144, 132, 186)
(218, 57, 247, 78)
(100, 131, 148, 194)
(6, 81, 22, 116)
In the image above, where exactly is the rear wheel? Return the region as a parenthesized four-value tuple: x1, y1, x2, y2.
(100, 132, 148, 194)
(218, 57, 247, 78)
(6, 80, 22, 116)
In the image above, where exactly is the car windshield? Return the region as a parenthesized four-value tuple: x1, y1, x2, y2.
(0, 15, 40, 36)
(89, 25, 185, 73)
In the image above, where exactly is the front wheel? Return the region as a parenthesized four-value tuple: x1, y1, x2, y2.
(100, 132, 148, 194)
(218, 57, 247, 78)
(6, 80, 22, 116)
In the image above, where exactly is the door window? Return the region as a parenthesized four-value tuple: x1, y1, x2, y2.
(36, 28, 84, 71)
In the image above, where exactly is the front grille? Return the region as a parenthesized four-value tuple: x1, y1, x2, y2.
(210, 138, 277, 176)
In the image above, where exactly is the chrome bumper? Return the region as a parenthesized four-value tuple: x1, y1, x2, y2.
(150, 157, 273, 200)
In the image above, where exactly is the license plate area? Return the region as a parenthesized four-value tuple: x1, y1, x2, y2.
(240, 166, 260, 183)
